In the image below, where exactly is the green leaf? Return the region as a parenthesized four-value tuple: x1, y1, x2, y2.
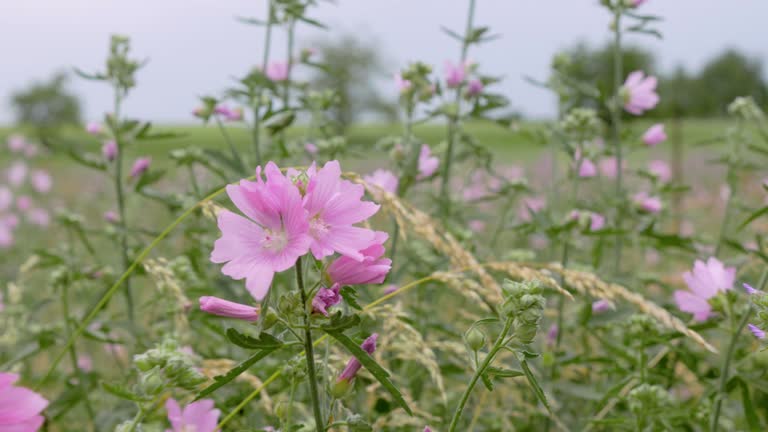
(195, 346, 280, 400)
(485, 366, 524, 378)
(323, 330, 412, 415)
(225, 328, 282, 350)
(739, 205, 768, 230)
(321, 313, 361, 332)
(518, 358, 552, 414)
(339, 286, 362, 310)
(298, 16, 328, 30)
(134, 169, 166, 191)
(235, 15, 267, 26)
(102, 382, 151, 402)
(73, 67, 106, 81)
(736, 376, 761, 431)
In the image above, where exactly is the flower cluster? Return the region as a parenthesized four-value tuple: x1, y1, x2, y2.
(0, 134, 54, 248)
(205, 160, 391, 318)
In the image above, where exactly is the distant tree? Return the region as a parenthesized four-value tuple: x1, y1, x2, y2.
(308, 34, 397, 132)
(688, 49, 768, 116)
(11, 72, 82, 130)
(655, 66, 697, 118)
(556, 43, 656, 116)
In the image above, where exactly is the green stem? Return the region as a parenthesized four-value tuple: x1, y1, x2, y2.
(396, 104, 416, 196)
(610, 8, 624, 276)
(296, 258, 325, 431)
(61, 276, 96, 427)
(710, 269, 766, 431)
(250, 0, 274, 165)
(440, 0, 476, 219)
(215, 115, 247, 175)
(448, 316, 514, 432)
(112, 88, 134, 322)
(710, 304, 751, 432)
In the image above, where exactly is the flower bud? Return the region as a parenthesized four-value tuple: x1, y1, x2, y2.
(140, 368, 165, 395)
(330, 377, 352, 398)
(464, 327, 486, 351)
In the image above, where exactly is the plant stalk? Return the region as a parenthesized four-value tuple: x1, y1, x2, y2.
(440, 0, 477, 219)
(296, 258, 325, 431)
(448, 316, 514, 432)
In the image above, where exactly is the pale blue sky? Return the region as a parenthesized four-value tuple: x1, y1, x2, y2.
(1, 0, 766, 123)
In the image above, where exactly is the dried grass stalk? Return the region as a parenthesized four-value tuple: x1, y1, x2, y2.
(201, 358, 274, 413)
(542, 263, 716, 352)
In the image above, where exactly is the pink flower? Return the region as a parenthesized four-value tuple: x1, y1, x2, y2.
(384, 284, 398, 294)
(589, 213, 606, 230)
(224, 107, 243, 121)
(570, 210, 605, 231)
(648, 160, 671, 182)
(7, 161, 28, 187)
(631, 0, 647, 6)
(211, 162, 311, 300)
(2, 214, 19, 229)
(31, 170, 52, 193)
(598, 157, 624, 179)
(578, 159, 597, 178)
(130, 157, 151, 178)
(327, 232, 392, 286)
(642, 123, 666, 146)
(364, 169, 398, 197)
(468, 219, 486, 233)
(24, 145, 38, 158)
(86, 122, 103, 135)
(165, 398, 220, 432)
(394, 73, 412, 93)
(266, 61, 289, 82)
(417, 145, 439, 180)
(214, 105, 243, 121)
(748, 324, 766, 339)
(16, 195, 32, 212)
(466, 78, 484, 97)
(633, 192, 662, 213)
(77, 355, 93, 372)
(592, 299, 612, 313)
(444, 60, 466, 88)
(744, 283, 758, 295)
(199, 296, 259, 321)
(518, 196, 546, 222)
(7, 134, 27, 153)
(337, 334, 378, 382)
(674, 257, 735, 321)
(622, 71, 659, 115)
(0, 187, 12, 212)
(104, 211, 119, 224)
(102, 140, 117, 162)
(546, 324, 558, 346)
(304, 161, 379, 260)
(28, 209, 50, 227)
(312, 283, 341, 316)
(0, 372, 48, 431)
(304, 142, 318, 155)
(0, 226, 13, 249)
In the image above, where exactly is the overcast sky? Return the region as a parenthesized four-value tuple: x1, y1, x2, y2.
(1, 0, 766, 123)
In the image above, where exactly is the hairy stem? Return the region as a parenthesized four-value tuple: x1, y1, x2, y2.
(440, 0, 477, 219)
(296, 258, 325, 431)
(710, 269, 766, 431)
(610, 8, 625, 275)
(215, 115, 247, 175)
(448, 316, 514, 432)
(112, 88, 134, 322)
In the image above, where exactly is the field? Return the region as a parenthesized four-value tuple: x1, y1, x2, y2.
(2, 2, 768, 432)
